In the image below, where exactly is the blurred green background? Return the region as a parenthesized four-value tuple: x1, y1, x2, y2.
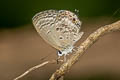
(0, 0, 120, 80)
(0, 0, 120, 28)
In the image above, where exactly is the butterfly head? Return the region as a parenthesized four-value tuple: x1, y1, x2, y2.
(57, 50, 63, 56)
(57, 46, 74, 57)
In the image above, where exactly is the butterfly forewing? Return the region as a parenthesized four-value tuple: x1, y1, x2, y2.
(32, 10, 63, 50)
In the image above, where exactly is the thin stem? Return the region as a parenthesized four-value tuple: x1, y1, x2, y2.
(14, 60, 56, 80)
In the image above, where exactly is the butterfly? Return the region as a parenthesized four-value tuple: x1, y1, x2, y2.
(32, 10, 84, 61)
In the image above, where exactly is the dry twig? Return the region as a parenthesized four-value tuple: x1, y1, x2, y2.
(14, 60, 57, 80)
(49, 20, 120, 80)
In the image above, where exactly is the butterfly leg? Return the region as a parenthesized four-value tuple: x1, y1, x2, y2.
(72, 46, 78, 52)
(64, 54, 67, 62)
(57, 56, 61, 64)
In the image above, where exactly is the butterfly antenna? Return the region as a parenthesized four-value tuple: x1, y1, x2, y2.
(74, 9, 80, 17)
(75, 9, 79, 13)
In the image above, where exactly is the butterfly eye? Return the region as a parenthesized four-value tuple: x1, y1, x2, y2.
(57, 51, 63, 56)
(58, 51, 62, 54)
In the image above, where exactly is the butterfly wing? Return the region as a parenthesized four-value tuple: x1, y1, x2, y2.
(50, 10, 83, 51)
(32, 10, 63, 50)
(32, 10, 83, 51)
